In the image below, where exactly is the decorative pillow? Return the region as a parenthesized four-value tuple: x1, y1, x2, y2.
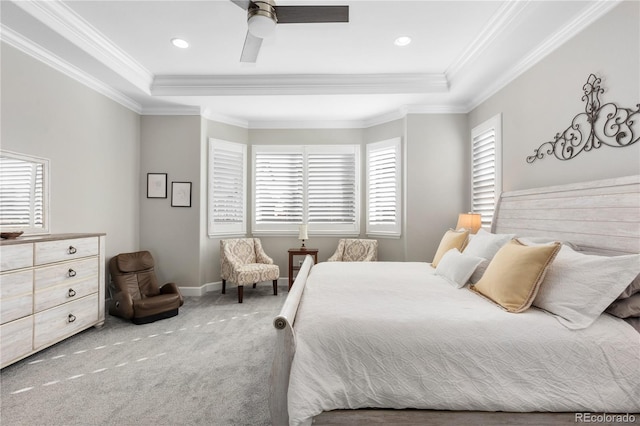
(519, 236, 579, 251)
(434, 249, 486, 289)
(469, 258, 490, 284)
(617, 273, 640, 299)
(470, 239, 561, 313)
(431, 229, 469, 267)
(533, 246, 640, 329)
(462, 228, 515, 261)
(606, 294, 640, 319)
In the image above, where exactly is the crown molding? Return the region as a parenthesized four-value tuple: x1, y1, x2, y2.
(13, 0, 153, 94)
(201, 109, 249, 128)
(465, 0, 622, 112)
(1, 24, 142, 113)
(445, 0, 530, 83)
(151, 73, 449, 96)
(140, 105, 202, 116)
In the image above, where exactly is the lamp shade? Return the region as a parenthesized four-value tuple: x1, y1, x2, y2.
(456, 213, 482, 234)
(298, 224, 308, 240)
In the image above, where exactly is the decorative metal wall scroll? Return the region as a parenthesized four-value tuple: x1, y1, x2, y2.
(526, 74, 639, 163)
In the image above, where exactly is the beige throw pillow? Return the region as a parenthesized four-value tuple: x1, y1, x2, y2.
(471, 239, 561, 313)
(432, 229, 469, 267)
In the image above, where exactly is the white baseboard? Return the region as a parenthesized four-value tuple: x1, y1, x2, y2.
(178, 278, 289, 297)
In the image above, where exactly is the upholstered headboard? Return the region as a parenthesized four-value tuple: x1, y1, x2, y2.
(493, 175, 640, 255)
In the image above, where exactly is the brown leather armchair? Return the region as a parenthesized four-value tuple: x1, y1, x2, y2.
(108, 251, 184, 324)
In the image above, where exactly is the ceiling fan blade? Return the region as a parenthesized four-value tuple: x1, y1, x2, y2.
(274, 5, 349, 24)
(240, 31, 263, 63)
(230, 0, 251, 11)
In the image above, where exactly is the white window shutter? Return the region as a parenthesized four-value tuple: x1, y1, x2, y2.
(0, 157, 42, 228)
(254, 149, 304, 227)
(471, 114, 502, 230)
(252, 145, 359, 235)
(307, 149, 357, 224)
(366, 138, 401, 237)
(208, 139, 247, 236)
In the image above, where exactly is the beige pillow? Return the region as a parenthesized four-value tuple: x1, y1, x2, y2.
(432, 229, 469, 267)
(470, 239, 561, 313)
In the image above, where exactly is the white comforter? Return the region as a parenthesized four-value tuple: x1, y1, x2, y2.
(287, 262, 640, 426)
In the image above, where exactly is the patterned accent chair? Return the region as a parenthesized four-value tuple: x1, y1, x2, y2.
(220, 238, 280, 303)
(328, 239, 378, 262)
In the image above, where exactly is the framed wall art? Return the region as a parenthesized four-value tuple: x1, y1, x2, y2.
(147, 173, 167, 198)
(171, 181, 192, 207)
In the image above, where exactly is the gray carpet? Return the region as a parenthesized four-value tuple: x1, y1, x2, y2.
(1, 283, 287, 426)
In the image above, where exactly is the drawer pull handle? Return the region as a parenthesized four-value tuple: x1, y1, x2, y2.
(68, 246, 77, 255)
(68, 314, 76, 323)
(68, 288, 76, 297)
(68, 268, 77, 277)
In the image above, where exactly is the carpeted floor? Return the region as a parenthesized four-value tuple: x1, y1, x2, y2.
(1, 283, 287, 426)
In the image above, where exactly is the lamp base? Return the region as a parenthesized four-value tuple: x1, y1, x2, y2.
(300, 240, 306, 250)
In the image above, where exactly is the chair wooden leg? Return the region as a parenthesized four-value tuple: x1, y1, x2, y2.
(238, 285, 243, 303)
(273, 279, 278, 296)
(222, 279, 226, 294)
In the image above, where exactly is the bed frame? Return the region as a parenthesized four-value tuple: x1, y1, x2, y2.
(269, 175, 640, 426)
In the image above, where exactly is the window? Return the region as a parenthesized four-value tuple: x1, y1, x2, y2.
(366, 138, 401, 237)
(208, 139, 247, 237)
(0, 150, 49, 234)
(471, 114, 502, 230)
(252, 145, 359, 235)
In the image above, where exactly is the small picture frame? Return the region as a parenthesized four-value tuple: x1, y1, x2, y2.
(147, 173, 167, 198)
(171, 181, 192, 207)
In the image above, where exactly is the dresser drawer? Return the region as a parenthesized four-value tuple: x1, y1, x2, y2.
(0, 244, 34, 272)
(35, 237, 98, 265)
(1, 316, 33, 368)
(35, 257, 98, 290)
(0, 270, 33, 324)
(35, 271, 98, 313)
(34, 293, 99, 349)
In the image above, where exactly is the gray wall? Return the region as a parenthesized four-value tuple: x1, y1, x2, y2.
(469, 0, 640, 191)
(1, 43, 140, 262)
(139, 115, 202, 286)
(200, 118, 249, 287)
(2, 1, 637, 291)
(405, 114, 468, 262)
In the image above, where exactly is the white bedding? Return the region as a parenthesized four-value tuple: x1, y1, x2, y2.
(287, 262, 640, 426)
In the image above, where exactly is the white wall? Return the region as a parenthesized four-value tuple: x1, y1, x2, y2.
(0, 42, 140, 261)
(469, 0, 640, 191)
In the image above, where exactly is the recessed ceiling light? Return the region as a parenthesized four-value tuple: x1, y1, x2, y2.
(171, 38, 189, 49)
(394, 36, 411, 47)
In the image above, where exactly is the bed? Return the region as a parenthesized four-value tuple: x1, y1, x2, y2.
(269, 175, 640, 426)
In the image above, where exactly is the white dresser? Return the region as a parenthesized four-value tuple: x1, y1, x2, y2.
(0, 233, 106, 368)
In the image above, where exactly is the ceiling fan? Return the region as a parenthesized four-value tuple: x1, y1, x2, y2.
(231, 0, 349, 63)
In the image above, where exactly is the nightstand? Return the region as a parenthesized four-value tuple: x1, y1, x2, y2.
(288, 248, 318, 290)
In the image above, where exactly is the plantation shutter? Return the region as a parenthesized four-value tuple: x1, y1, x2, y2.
(254, 150, 304, 225)
(208, 139, 246, 236)
(471, 114, 501, 229)
(307, 148, 356, 225)
(366, 138, 401, 237)
(0, 157, 43, 228)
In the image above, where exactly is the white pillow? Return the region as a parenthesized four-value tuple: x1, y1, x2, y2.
(533, 245, 640, 329)
(434, 248, 486, 289)
(462, 228, 515, 260)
